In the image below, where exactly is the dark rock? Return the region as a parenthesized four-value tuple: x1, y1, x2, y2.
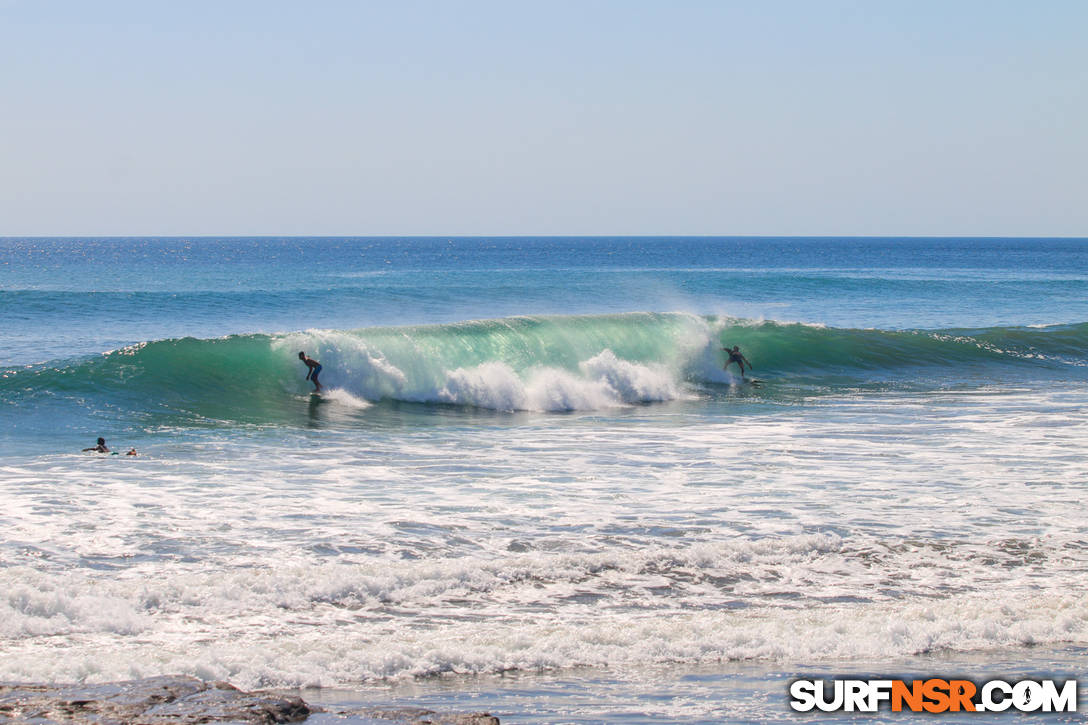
(0, 677, 499, 725)
(0, 676, 308, 724)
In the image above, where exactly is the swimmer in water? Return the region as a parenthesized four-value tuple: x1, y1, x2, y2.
(82, 437, 109, 453)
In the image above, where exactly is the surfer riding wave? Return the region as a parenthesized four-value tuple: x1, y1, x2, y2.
(298, 351, 324, 392)
(722, 345, 752, 377)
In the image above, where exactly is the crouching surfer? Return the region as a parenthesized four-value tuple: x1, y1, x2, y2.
(722, 345, 752, 377)
(298, 351, 324, 392)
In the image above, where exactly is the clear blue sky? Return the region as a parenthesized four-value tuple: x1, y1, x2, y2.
(1, 0, 1085, 236)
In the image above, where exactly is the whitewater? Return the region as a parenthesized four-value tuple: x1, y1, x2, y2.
(1, 236, 1087, 722)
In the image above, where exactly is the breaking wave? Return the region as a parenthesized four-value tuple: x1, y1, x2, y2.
(2, 313, 1085, 422)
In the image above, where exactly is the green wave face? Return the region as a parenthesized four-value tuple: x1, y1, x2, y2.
(720, 321, 1088, 376)
(3, 314, 1086, 424)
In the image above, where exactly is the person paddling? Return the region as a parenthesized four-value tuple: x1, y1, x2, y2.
(722, 345, 752, 376)
(298, 352, 324, 392)
(82, 437, 109, 453)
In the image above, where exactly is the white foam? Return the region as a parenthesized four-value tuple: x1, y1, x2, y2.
(2, 386, 1088, 687)
(579, 350, 682, 403)
(319, 388, 372, 410)
(1, 568, 151, 638)
(440, 354, 685, 412)
(0, 550, 1085, 688)
(440, 361, 531, 411)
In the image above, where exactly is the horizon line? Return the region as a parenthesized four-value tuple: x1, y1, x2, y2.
(3, 234, 1087, 240)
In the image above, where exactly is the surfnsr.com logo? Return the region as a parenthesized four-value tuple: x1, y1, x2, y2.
(789, 678, 1078, 713)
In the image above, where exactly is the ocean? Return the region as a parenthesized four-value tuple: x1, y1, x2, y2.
(2, 236, 1087, 722)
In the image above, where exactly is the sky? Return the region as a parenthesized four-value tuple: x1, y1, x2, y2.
(0, 0, 1085, 236)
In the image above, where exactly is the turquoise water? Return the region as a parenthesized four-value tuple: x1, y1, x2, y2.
(1, 237, 1087, 721)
